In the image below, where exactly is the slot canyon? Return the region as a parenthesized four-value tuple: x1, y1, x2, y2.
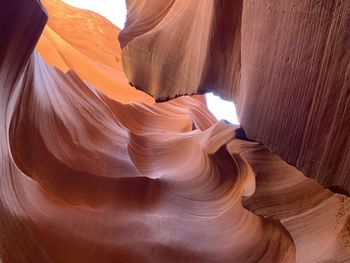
(0, 0, 349, 262)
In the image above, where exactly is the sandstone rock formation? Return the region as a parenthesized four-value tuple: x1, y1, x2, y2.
(120, 0, 350, 193)
(36, 0, 153, 104)
(0, 0, 349, 262)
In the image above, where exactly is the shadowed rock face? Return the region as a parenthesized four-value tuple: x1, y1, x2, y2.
(120, 0, 350, 193)
(0, 0, 349, 262)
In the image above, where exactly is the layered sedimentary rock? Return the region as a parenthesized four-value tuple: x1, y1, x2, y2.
(1, 0, 350, 262)
(120, 0, 350, 193)
(35, 0, 153, 104)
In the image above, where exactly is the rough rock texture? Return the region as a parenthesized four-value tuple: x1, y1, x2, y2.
(120, 0, 350, 193)
(1, 0, 350, 262)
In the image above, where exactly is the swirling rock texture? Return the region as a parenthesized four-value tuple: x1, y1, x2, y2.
(120, 0, 350, 193)
(0, 0, 349, 262)
(36, 0, 153, 104)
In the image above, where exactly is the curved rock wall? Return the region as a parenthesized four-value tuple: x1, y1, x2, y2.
(0, 0, 349, 262)
(120, 0, 350, 192)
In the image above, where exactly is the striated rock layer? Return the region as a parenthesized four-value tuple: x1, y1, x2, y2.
(36, 0, 153, 104)
(0, 0, 349, 262)
(120, 0, 350, 193)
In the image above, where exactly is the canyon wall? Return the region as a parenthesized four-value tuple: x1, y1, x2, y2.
(0, 0, 349, 262)
(120, 0, 350, 193)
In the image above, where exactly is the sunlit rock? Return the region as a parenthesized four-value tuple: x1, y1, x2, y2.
(0, 0, 349, 262)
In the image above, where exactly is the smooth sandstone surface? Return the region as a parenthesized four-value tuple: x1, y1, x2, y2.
(120, 0, 350, 193)
(0, 0, 349, 262)
(36, 0, 153, 104)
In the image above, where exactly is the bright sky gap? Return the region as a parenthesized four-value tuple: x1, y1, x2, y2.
(62, 0, 127, 29)
(205, 93, 240, 125)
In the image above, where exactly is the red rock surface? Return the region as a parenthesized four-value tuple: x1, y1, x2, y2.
(36, 0, 153, 104)
(120, 0, 350, 193)
(0, 0, 349, 262)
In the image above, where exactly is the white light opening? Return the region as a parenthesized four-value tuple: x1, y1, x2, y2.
(62, 0, 127, 29)
(205, 93, 240, 125)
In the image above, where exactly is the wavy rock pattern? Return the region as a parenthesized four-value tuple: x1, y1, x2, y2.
(120, 0, 350, 193)
(235, 140, 350, 262)
(36, 0, 153, 104)
(0, 0, 349, 262)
